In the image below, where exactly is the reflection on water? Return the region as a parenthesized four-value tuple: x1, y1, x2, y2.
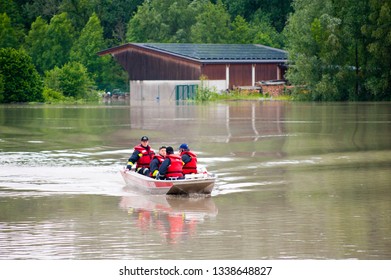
(1, 101, 391, 259)
(119, 194, 218, 244)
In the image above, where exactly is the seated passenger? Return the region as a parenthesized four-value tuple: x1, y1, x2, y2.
(126, 136, 155, 176)
(178, 143, 197, 174)
(158, 146, 184, 180)
(149, 146, 166, 178)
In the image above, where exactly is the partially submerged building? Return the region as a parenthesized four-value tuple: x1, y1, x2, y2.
(98, 43, 288, 101)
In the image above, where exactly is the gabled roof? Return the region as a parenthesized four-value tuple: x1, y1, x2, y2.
(99, 43, 288, 63)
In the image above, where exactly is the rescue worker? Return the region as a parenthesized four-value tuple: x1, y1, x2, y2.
(178, 143, 197, 174)
(158, 146, 184, 180)
(149, 146, 166, 178)
(126, 136, 155, 176)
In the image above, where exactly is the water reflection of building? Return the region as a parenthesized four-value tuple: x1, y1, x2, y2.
(128, 101, 287, 158)
(119, 195, 218, 244)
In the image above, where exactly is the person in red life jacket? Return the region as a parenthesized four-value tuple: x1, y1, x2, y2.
(178, 143, 197, 174)
(158, 146, 184, 180)
(149, 146, 166, 178)
(126, 136, 155, 176)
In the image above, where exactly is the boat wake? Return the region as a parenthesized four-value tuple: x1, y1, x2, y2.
(0, 165, 125, 197)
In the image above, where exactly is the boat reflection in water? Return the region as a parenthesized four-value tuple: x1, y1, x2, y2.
(119, 192, 218, 244)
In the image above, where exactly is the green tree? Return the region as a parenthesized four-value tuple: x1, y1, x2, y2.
(25, 12, 75, 73)
(127, 0, 199, 43)
(127, 0, 165, 42)
(71, 12, 127, 91)
(0, 72, 4, 102)
(285, 0, 391, 101)
(285, 0, 360, 100)
(190, 0, 231, 43)
(162, 0, 199, 43)
(0, 0, 25, 29)
(44, 61, 95, 99)
(101, 59, 128, 92)
(45, 12, 75, 69)
(0, 0, 19, 18)
(362, 0, 391, 99)
(0, 48, 43, 103)
(97, 0, 143, 45)
(24, 16, 48, 73)
(228, 13, 283, 47)
(229, 15, 252, 44)
(59, 0, 94, 31)
(336, 0, 371, 100)
(0, 13, 19, 48)
(251, 11, 284, 48)
(70, 12, 108, 89)
(0, 0, 26, 47)
(222, 0, 293, 33)
(22, 0, 61, 24)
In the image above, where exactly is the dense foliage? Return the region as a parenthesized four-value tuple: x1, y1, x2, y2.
(285, 0, 391, 100)
(0, 48, 43, 102)
(0, 0, 390, 102)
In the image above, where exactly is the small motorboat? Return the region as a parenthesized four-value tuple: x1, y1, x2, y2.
(120, 169, 216, 195)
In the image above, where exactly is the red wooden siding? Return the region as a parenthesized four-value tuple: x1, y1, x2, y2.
(255, 63, 277, 81)
(201, 64, 226, 80)
(108, 45, 284, 87)
(202, 63, 281, 89)
(229, 64, 252, 89)
(114, 48, 201, 80)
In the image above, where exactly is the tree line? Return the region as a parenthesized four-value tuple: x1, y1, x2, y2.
(286, 0, 391, 101)
(0, 0, 390, 102)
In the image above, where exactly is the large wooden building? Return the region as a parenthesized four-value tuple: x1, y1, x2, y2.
(98, 43, 288, 101)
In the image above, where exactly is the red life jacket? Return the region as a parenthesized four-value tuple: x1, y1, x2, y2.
(165, 154, 184, 178)
(180, 150, 197, 174)
(149, 154, 165, 177)
(133, 144, 154, 168)
(152, 154, 165, 164)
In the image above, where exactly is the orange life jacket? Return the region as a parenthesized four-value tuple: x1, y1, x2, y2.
(180, 150, 197, 174)
(165, 154, 184, 178)
(133, 144, 154, 168)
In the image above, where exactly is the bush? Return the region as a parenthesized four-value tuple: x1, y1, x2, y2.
(0, 48, 43, 103)
(44, 62, 97, 101)
(0, 73, 4, 103)
(196, 75, 218, 101)
(42, 87, 66, 103)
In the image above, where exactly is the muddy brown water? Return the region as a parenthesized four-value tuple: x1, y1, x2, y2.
(1, 101, 390, 259)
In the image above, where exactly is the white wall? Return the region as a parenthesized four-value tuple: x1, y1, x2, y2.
(129, 80, 227, 103)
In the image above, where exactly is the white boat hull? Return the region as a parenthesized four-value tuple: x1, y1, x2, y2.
(120, 170, 216, 195)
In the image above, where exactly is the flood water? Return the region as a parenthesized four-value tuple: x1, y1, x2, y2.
(0, 100, 390, 260)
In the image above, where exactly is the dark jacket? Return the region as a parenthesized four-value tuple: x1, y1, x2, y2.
(158, 154, 184, 179)
(149, 154, 165, 177)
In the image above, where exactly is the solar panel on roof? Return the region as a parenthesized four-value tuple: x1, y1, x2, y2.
(136, 43, 287, 62)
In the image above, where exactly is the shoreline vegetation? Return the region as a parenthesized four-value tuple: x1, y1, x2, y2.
(0, 85, 296, 105)
(3, 74, 388, 105)
(0, 88, 321, 105)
